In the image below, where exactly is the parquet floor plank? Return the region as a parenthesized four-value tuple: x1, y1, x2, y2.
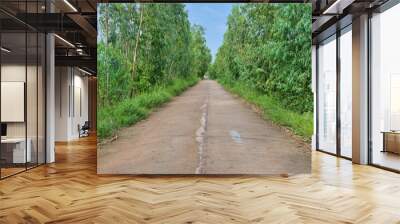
(1, 136, 400, 223)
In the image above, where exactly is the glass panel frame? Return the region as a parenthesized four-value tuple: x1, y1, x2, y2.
(316, 23, 354, 161)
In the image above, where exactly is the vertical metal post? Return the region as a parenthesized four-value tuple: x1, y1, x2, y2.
(25, 0, 28, 171)
(367, 11, 373, 165)
(336, 28, 341, 157)
(316, 45, 320, 151)
(36, 0, 39, 168)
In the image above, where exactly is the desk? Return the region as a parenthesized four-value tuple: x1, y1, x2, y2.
(1, 138, 31, 164)
(382, 131, 400, 154)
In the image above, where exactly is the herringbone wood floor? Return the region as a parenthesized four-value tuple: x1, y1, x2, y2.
(1, 135, 400, 223)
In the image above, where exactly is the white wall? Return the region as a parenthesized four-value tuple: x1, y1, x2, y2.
(55, 67, 69, 141)
(72, 73, 89, 138)
(55, 67, 89, 141)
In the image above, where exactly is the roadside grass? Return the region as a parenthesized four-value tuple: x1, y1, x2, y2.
(218, 80, 313, 141)
(98, 76, 199, 141)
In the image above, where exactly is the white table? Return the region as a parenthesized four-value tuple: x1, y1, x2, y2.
(1, 138, 31, 163)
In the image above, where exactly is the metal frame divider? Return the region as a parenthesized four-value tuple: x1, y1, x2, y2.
(367, 11, 372, 165)
(336, 24, 341, 157)
(25, 0, 28, 172)
(36, 0, 39, 168)
(315, 45, 320, 151)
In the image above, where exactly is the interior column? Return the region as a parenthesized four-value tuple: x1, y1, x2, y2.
(46, 1, 55, 163)
(352, 14, 369, 164)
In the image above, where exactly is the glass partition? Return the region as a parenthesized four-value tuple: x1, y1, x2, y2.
(1, 31, 28, 177)
(317, 35, 337, 154)
(0, 2, 46, 179)
(339, 27, 352, 158)
(371, 4, 400, 171)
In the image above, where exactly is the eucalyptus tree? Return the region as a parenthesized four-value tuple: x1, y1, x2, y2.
(98, 3, 211, 105)
(190, 25, 212, 78)
(211, 4, 312, 113)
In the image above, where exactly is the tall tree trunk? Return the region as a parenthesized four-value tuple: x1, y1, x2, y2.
(105, 3, 110, 103)
(130, 4, 144, 98)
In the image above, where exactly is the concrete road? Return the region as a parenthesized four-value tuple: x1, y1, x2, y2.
(98, 80, 311, 175)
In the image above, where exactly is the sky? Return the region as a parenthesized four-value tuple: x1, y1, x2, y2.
(185, 4, 233, 61)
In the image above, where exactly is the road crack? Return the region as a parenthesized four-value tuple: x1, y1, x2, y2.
(195, 84, 210, 174)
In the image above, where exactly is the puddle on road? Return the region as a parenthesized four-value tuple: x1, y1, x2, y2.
(229, 130, 243, 144)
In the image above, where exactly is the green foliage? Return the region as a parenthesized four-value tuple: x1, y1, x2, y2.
(220, 80, 313, 140)
(98, 3, 210, 106)
(210, 4, 312, 113)
(97, 3, 210, 139)
(190, 25, 212, 78)
(98, 3, 313, 140)
(98, 76, 198, 139)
